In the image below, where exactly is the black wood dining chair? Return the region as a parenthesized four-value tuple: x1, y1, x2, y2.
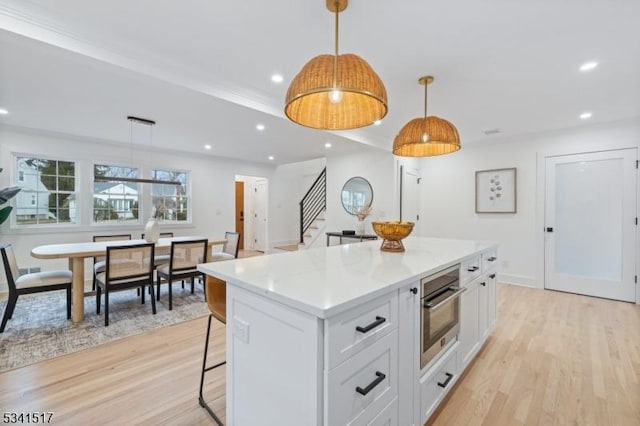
(92, 234, 132, 290)
(156, 239, 208, 310)
(0, 244, 72, 333)
(95, 243, 156, 326)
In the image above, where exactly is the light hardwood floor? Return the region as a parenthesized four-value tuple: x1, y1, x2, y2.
(0, 284, 638, 425)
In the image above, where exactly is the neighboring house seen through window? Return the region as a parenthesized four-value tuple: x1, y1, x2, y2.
(151, 169, 189, 222)
(93, 164, 140, 224)
(15, 156, 77, 225)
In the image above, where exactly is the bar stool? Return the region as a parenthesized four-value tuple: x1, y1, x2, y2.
(198, 275, 226, 425)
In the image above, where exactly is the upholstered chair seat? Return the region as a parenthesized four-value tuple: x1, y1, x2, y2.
(210, 252, 235, 262)
(16, 270, 72, 288)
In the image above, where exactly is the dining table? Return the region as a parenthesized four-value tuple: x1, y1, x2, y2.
(31, 236, 227, 322)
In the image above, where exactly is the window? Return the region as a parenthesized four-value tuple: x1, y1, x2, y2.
(151, 169, 189, 222)
(93, 164, 140, 224)
(15, 156, 77, 225)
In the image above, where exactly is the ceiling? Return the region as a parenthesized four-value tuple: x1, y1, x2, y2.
(0, 0, 638, 165)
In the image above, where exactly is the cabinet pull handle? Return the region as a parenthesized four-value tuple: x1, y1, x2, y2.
(355, 316, 386, 333)
(480, 282, 486, 287)
(489, 274, 496, 279)
(356, 371, 386, 395)
(410, 287, 418, 295)
(467, 266, 479, 272)
(437, 372, 454, 388)
(487, 256, 497, 262)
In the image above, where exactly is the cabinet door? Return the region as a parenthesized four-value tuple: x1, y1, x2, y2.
(487, 272, 497, 329)
(458, 280, 479, 367)
(478, 278, 488, 340)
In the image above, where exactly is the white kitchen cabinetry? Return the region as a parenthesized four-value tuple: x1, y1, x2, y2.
(459, 276, 481, 367)
(199, 237, 498, 426)
(457, 250, 498, 373)
(226, 285, 402, 426)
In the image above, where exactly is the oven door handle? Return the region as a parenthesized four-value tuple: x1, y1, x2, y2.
(423, 286, 467, 311)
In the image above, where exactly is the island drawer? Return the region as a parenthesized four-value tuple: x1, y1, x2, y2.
(420, 344, 459, 423)
(326, 291, 398, 369)
(327, 330, 398, 426)
(460, 256, 482, 283)
(482, 248, 498, 272)
(368, 396, 398, 426)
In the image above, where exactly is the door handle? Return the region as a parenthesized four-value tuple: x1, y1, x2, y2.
(424, 286, 467, 311)
(546, 227, 553, 233)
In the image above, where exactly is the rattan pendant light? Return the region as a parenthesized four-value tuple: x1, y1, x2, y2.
(285, 0, 388, 130)
(393, 76, 461, 157)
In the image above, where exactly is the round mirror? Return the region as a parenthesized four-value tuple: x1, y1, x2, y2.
(341, 177, 374, 215)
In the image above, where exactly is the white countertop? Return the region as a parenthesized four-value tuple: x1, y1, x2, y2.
(198, 236, 497, 318)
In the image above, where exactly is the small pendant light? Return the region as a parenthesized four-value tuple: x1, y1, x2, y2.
(393, 76, 461, 157)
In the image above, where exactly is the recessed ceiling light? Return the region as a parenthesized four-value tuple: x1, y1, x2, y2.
(0, 108, 8, 115)
(256, 124, 265, 131)
(204, 144, 212, 150)
(271, 74, 284, 83)
(374, 120, 381, 126)
(268, 156, 275, 161)
(579, 61, 598, 72)
(580, 112, 592, 120)
(324, 143, 332, 148)
(483, 128, 501, 135)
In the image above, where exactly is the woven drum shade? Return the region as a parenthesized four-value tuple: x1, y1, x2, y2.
(285, 53, 388, 130)
(393, 116, 461, 157)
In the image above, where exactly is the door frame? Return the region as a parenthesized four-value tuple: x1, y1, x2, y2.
(535, 146, 639, 303)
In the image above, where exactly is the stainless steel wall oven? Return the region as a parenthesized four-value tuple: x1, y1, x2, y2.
(420, 264, 465, 368)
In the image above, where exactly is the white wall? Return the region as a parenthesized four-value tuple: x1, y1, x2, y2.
(324, 148, 403, 246)
(0, 127, 275, 290)
(418, 118, 640, 288)
(268, 158, 326, 247)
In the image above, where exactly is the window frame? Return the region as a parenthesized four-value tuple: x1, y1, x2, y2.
(150, 168, 191, 224)
(12, 154, 79, 228)
(91, 163, 142, 226)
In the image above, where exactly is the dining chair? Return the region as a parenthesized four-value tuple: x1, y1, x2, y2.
(141, 232, 174, 267)
(92, 234, 132, 290)
(210, 232, 240, 262)
(198, 274, 226, 425)
(95, 243, 156, 326)
(156, 239, 208, 310)
(0, 244, 72, 333)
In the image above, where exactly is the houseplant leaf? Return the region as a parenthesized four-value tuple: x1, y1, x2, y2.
(0, 186, 21, 204)
(0, 206, 12, 225)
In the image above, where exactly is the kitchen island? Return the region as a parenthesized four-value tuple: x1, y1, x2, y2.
(198, 236, 498, 426)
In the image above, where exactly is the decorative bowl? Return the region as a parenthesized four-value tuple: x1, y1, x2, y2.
(371, 221, 415, 252)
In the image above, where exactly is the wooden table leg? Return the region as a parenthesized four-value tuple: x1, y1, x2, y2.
(71, 257, 85, 322)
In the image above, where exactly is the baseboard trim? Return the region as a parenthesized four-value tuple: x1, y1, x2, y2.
(498, 273, 539, 289)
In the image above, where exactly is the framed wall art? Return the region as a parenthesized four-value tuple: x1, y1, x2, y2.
(475, 168, 517, 213)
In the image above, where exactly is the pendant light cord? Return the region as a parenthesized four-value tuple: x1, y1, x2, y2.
(332, 1, 339, 89)
(129, 119, 134, 177)
(423, 82, 428, 119)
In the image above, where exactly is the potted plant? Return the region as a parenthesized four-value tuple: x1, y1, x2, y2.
(0, 168, 21, 226)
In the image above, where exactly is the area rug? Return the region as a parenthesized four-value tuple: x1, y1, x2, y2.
(0, 282, 210, 372)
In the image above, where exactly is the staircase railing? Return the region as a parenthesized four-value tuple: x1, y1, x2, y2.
(299, 167, 326, 243)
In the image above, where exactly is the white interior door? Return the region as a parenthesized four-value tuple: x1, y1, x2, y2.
(254, 179, 268, 252)
(544, 149, 637, 302)
(401, 166, 421, 235)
